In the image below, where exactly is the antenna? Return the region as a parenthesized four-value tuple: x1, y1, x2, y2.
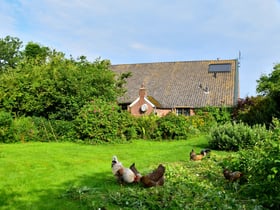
(238, 51, 241, 68)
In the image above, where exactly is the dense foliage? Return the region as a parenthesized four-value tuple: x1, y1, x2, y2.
(222, 118, 280, 209)
(208, 121, 268, 151)
(0, 54, 123, 120)
(74, 98, 136, 143)
(233, 63, 280, 126)
(233, 96, 277, 127)
(0, 36, 23, 70)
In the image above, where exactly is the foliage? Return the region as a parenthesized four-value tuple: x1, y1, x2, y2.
(0, 36, 23, 71)
(0, 53, 125, 120)
(74, 98, 134, 143)
(257, 63, 280, 97)
(9, 116, 39, 143)
(208, 121, 269, 151)
(135, 114, 160, 139)
(24, 41, 50, 63)
(31, 117, 76, 142)
(196, 106, 231, 124)
(233, 96, 277, 127)
(65, 161, 263, 209)
(157, 113, 189, 140)
(221, 118, 280, 209)
(190, 110, 217, 132)
(0, 111, 13, 142)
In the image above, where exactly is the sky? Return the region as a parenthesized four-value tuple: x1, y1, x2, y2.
(1, 0, 280, 98)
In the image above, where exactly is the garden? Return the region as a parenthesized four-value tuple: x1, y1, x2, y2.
(0, 36, 280, 209)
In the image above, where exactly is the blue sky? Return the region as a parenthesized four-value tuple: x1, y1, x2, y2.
(1, 0, 280, 98)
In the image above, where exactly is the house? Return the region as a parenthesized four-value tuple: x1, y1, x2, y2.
(128, 83, 156, 116)
(111, 59, 239, 117)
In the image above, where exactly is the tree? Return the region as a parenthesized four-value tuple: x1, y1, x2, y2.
(24, 42, 50, 63)
(0, 52, 129, 120)
(0, 36, 22, 71)
(256, 63, 280, 119)
(257, 63, 280, 97)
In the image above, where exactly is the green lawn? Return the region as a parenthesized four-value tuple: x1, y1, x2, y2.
(0, 137, 230, 209)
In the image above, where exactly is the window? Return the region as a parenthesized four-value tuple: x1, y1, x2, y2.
(176, 108, 190, 116)
(209, 63, 231, 72)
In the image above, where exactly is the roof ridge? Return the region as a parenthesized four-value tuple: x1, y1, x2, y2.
(111, 59, 237, 66)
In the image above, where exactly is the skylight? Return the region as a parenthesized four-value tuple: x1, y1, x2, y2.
(208, 63, 231, 72)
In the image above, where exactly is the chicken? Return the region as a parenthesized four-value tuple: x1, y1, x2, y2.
(200, 149, 211, 156)
(223, 169, 243, 182)
(140, 164, 165, 188)
(129, 163, 142, 183)
(190, 149, 210, 161)
(111, 155, 137, 184)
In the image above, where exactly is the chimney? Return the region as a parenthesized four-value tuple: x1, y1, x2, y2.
(139, 83, 146, 98)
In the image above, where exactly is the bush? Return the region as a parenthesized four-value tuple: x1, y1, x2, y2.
(0, 111, 13, 142)
(221, 118, 280, 209)
(10, 116, 38, 143)
(208, 122, 269, 151)
(157, 113, 189, 140)
(74, 98, 131, 143)
(0, 55, 123, 120)
(32, 117, 76, 142)
(135, 115, 160, 139)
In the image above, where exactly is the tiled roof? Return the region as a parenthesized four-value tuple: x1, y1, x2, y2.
(111, 59, 239, 108)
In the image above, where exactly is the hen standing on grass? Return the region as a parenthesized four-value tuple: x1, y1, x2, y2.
(190, 149, 211, 161)
(111, 155, 139, 184)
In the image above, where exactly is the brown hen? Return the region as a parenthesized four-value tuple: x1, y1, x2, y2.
(223, 169, 243, 182)
(140, 164, 165, 188)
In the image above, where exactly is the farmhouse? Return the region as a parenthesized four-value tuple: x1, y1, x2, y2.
(111, 59, 239, 117)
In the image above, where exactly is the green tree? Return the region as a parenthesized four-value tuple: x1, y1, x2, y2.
(256, 63, 280, 119)
(257, 63, 280, 97)
(24, 42, 50, 63)
(0, 53, 128, 120)
(0, 36, 22, 71)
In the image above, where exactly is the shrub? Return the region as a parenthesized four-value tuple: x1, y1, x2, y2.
(10, 116, 38, 143)
(196, 106, 231, 125)
(0, 111, 13, 142)
(74, 98, 131, 143)
(208, 122, 269, 151)
(221, 119, 280, 209)
(135, 115, 160, 139)
(157, 113, 189, 140)
(32, 117, 76, 142)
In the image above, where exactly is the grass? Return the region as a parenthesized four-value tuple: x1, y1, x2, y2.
(0, 136, 251, 210)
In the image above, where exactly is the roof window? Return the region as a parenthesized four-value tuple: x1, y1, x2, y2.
(209, 63, 231, 72)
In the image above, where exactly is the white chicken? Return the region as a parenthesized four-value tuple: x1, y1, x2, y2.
(111, 155, 137, 184)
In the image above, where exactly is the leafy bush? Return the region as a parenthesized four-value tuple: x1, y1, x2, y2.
(196, 106, 231, 124)
(208, 122, 269, 151)
(135, 115, 160, 139)
(221, 118, 280, 209)
(31, 117, 76, 142)
(74, 98, 132, 143)
(233, 96, 277, 127)
(9, 116, 38, 143)
(0, 111, 13, 142)
(157, 113, 189, 140)
(186, 113, 216, 134)
(0, 55, 126, 120)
